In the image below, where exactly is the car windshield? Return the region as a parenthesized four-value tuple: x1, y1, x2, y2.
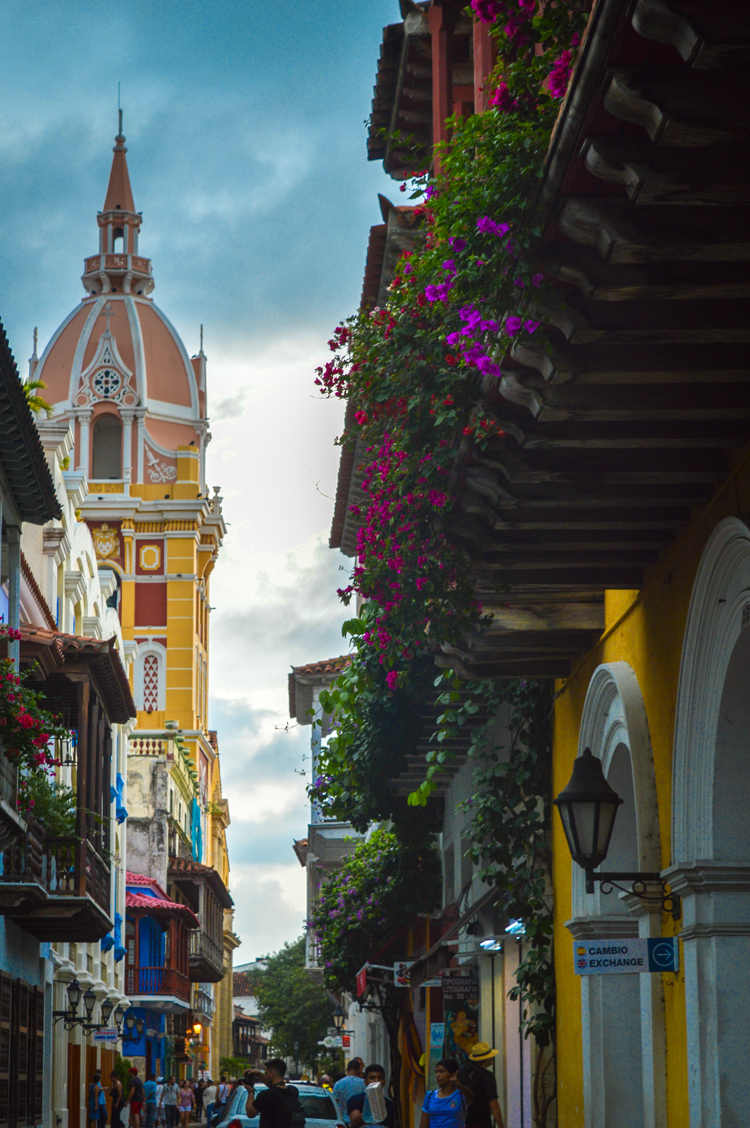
(298, 1095, 337, 1120)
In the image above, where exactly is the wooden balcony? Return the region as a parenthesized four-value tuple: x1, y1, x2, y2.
(125, 965, 190, 1012)
(188, 929, 224, 983)
(0, 754, 26, 852)
(169, 856, 232, 984)
(0, 828, 111, 940)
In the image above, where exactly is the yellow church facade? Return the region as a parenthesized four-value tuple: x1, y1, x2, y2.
(33, 120, 235, 1078)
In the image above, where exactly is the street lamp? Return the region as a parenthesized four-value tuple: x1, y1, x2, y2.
(82, 986, 97, 1027)
(554, 747, 679, 917)
(53, 978, 82, 1026)
(332, 1006, 346, 1033)
(114, 1004, 127, 1033)
(100, 999, 114, 1027)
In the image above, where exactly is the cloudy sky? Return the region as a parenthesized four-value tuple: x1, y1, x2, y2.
(1, 0, 400, 959)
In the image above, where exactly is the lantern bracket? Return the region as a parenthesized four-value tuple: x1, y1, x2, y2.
(585, 870, 681, 920)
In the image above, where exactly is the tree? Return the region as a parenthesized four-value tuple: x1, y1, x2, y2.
(254, 936, 334, 1069)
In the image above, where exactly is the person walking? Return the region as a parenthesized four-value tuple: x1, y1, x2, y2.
(144, 1075, 158, 1128)
(155, 1079, 166, 1128)
(194, 1081, 205, 1123)
(203, 1080, 217, 1127)
(178, 1080, 195, 1128)
(333, 1059, 365, 1125)
(347, 1064, 394, 1128)
(88, 1072, 107, 1128)
(129, 1069, 145, 1128)
(457, 1044, 505, 1128)
(110, 1073, 125, 1128)
(245, 1059, 302, 1128)
(419, 1060, 466, 1128)
(160, 1077, 180, 1128)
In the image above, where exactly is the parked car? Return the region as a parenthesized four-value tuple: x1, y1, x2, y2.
(219, 1083, 343, 1128)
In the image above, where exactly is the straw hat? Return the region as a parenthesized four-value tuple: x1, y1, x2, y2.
(468, 1042, 498, 1062)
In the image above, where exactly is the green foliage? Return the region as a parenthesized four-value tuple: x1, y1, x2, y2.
(314, 616, 437, 834)
(21, 772, 77, 836)
(253, 936, 334, 1067)
(22, 378, 52, 416)
(220, 1055, 250, 1077)
(433, 674, 555, 1046)
(311, 828, 440, 992)
(113, 1054, 132, 1084)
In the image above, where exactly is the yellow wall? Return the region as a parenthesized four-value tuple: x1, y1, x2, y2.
(552, 445, 750, 1128)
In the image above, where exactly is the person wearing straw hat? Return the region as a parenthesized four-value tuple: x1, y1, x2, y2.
(458, 1044, 505, 1128)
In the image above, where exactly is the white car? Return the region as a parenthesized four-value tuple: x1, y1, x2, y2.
(219, 1083, 343, 1128)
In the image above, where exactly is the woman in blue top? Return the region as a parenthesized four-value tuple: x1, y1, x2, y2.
(420, 1060, 466, 1128)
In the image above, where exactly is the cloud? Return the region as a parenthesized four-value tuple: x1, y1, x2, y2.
(2, 0, 400, 963)
(228, 862, 307, 961)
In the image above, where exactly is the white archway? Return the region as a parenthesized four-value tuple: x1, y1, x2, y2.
(567, 662, 665, 1128)
(134, 640, 166, 713)
(668, 517, 750, 1127)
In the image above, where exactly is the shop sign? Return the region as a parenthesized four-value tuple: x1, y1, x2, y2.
(394, 961, 413, 987)
(356, 964, 368, 998)
(574, 937, 678, 976)
(93, 1027, 119, 1043)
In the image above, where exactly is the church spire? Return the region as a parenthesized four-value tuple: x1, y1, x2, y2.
(81, 118, 154, 299)
(103, 110, 135, 214)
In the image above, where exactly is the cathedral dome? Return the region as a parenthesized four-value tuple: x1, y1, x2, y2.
(34, 121, 208, 486)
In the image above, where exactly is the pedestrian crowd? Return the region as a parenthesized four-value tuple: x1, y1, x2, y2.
(87, 1039, 504, 1128)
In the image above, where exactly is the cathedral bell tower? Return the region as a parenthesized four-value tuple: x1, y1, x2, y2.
(82, 113, 154, 299)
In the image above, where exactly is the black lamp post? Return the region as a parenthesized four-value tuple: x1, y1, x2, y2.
(554, 747, 680, 918)
(114, 1004, 127, 1034)
(332, 1005, 346, 1033)
(100, 998, 114, 1027)
(124, 1013, 137, 1040)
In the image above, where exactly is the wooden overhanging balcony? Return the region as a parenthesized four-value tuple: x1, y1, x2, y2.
(168, 856, 232, 983)
(125, 886, 199, 1012)
(436, 2, 750, 680)
(0, 628, 135, 940)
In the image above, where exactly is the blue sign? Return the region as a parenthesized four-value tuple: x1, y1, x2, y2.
(575, 936, 678, 975)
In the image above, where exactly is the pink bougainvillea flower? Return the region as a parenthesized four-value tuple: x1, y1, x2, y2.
(524, 319, 540, 334)
(385, 670, 399, 690)
(505, 316, 523, 336)
(448, 236, 467, 252)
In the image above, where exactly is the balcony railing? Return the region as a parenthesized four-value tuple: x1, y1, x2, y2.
(126, 965, 190, 1002)
(0, 754, 25, 850)
(0, 827, 111, 940)
(188, 929, 223, 978)
(191, 986, 215, 1020)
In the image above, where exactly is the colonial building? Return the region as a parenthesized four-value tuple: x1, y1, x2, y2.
(33, 117, 235, 1080)
(330, 2, 750, 1126)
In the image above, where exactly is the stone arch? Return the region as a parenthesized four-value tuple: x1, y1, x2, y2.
(672, 516, 750, 862)
(568, 662, 665, 1128)
(669, 516, 750, 1126)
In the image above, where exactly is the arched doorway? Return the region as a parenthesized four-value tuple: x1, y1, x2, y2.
(567, 662, 665, 1128)
(91, 413, 122, 479)
(670, 517, 750, 1126)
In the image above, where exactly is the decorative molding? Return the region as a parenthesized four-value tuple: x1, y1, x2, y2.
(64, 569, 86, 605)
(62, 469, 88, 510)
(82, 616, 103, 640)
(42, 526, 70, 564)
(144, 444, 177, 483)
(566, 913, 639, 941)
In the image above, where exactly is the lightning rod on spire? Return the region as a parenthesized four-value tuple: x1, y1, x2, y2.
(117, 82, 123, 137)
